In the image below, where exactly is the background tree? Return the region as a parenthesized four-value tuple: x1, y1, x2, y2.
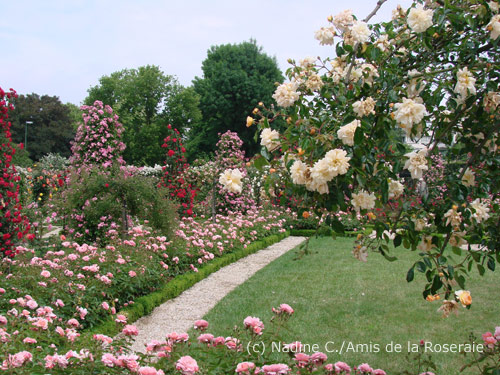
(189, 39, 283, 158)
(85, 65, 201, 166)
(8, 93, 75, 161)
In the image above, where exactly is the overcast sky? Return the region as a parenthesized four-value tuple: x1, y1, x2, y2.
(2, 0, 414, 105)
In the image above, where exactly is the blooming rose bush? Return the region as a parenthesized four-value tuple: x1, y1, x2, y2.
(160, 124, 196, 216)
(251, 0, 499, 311)
(0, 303, 385, 374)
(0, 88, 31, 258)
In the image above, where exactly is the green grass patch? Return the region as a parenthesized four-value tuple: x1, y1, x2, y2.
(198, 236, 500, 375)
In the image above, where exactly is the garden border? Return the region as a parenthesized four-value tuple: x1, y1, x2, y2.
(87, 230, 290, 337)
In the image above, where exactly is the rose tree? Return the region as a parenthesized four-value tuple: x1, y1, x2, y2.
(253, 0, 499, 313)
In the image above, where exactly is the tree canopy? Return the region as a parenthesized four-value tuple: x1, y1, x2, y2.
(8, 93, 75, 161)
(85, 65, 201, 166)
(189, 40, 283, 158)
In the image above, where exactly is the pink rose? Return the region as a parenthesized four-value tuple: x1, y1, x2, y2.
(310, 351, 327, 365)
(373, 370, 387, 375)
(358, 363, 374, 373)
(235, 361, 255, 374)
(293, 353, 310, 368)
(138, 366, 165, 375)
(101, 353, 116, 367)
(66, 318, 80, 328)
(176, 355, 199, 374)
(261, 364, 290, 374)
(197, 333, 214, 344)
(193, 319, 208, 331)
(40, 270, 51, 278)
(243, 316, 264, 335)
(122, 325, 139, 336)
(334, 362, 351, 372)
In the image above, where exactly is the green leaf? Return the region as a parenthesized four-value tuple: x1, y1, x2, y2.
(457, 275, 466, 289)
(406, 266, 415, 282)
(393, 234, 402, 248)
(447, 265, 454, 279)
(416, 261, 427, 273)
(477, 264, 485, 276)
(253, 155, 269, 170)
(336, 44, 345, 57)
(431, 275, 443, 294)
(487, 257, 496, 272)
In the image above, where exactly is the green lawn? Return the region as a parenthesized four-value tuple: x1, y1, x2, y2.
(197, 236, 500, 374)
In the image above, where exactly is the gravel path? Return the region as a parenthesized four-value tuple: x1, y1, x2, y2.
(129, 235, 306, 353)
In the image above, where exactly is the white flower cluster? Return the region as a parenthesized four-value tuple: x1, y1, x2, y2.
(272, 81, 300, 108)
(454, 67, 476, 101)
(219, 168, 243, 194)
(351, 189, 376, 211)
(388, 178, 404, 199)
(260, 128, 280, 152)
(407, 4, 434, 33)
(314, 27, 336, 45)
(352, 97, 376, 117)
(290, 149, 350, 195)
(470, 199, 490, 224)
(404, 148, 429, 179)
(315, 9, 371, 48)
(393, 97, 428, 137)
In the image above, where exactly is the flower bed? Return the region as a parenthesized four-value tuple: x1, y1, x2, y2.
(0, 207, 292, 372)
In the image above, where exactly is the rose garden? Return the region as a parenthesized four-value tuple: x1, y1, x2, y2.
(1, 0, 499, 374)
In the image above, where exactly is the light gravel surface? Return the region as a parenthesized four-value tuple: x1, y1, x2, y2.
(129, 236, 306, 353)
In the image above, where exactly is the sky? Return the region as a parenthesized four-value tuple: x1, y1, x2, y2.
(2, 0, 414, 105)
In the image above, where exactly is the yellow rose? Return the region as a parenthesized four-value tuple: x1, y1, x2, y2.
(246, 116, 254, 127)
(455, 290, 472, 307)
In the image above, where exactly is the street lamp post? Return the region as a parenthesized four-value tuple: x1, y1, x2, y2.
(25, 121, 33, 151)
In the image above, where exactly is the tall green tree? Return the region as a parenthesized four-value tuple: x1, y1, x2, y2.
(190, 40, 283, 157)
(8, 93, 75, 161)
(85, 65, 201, 166)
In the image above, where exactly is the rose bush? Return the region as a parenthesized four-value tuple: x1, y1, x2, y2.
(252, 0, 499, 311)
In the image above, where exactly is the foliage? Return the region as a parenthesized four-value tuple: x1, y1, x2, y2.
(189, 39, 284, 157)
(38, 152, 70, 171)
(11, 143, 32, 167)
(55, 168, 178, 243)
(0, 87, 31, 258)
(8, 92, 75, 160)
(160, 124, 196, 216)
(254, 0, 500, 308)
(85, 65, 202, 166)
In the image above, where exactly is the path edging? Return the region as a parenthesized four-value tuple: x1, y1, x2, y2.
(87, 230, 290, 337)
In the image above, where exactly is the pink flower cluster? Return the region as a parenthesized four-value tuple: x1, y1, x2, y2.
(482, 326, 500, 348)
(70, 100, 126, 170)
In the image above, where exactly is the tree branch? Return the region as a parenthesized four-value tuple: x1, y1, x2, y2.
(363, 0, 388, 23)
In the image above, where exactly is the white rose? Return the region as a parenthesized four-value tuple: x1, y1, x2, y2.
(337, 120, 360, 147)
(260, 128, 280, 152)
(407, 4, 434, 33)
